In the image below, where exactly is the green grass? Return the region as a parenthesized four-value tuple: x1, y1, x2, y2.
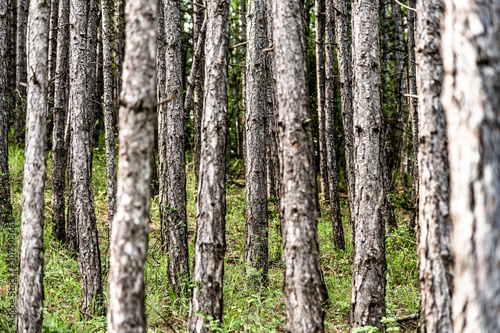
(0, 143, 418, 332)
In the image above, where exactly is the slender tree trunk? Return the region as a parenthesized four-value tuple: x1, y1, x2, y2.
(15, 1, 49, 330)
(69, 0, 105, 318)
(66, 118, 78, 253)
(0, 0, 12, 228)
(349, 0, 387, 330)
(86, 0, 99, 149)
(113, 0, 125, 124)
(188, 0, 229, 331)
(442, 0, 500, 332)
(232, 67, 242, 159)
(161, 0, 189, 294)
(108, 0, 157, 330)
(6, 0, 16, 117)
(272, 0, 325, 331)
(240, 0, 247, 161)
(415, 0, 453, 331)
(14, 0, 28, 145)
(47, 0, 58, 142)
(102, 0, 117, 242)
(193, 0, 205, 184)
(325, 0, 344, 251)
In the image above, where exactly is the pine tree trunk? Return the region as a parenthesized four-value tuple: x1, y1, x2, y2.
(442, 0, 500, 331)
(66, 120, 78, 253)
(113, 0, 125, 124)
(325, 0, 344, 251)
(193, 0, 205, 184)
(15, 1, 50, 330)
(244, 0, 268, 284)
(6, 0, 16, 116)
(188, 0, 229, 331)
(161, 0, 189, 294)
(102, 0, 117, 242)
(86, 0, 99, 149)
(47, 0, 58, 141)
(415, 0, 453, 331)
(51, 0, 69, 243)
(14, 0, 28, 145)
(108, 1, 157, 330)
(240, 0, 247, 161)
(349, 0, 387, 330)
(272, 0, 325, 331)
(69, 0, 105, 318)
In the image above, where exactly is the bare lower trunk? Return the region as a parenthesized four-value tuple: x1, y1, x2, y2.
(15, 1, 49, 330)
(188, 0, 229, 331)
(14, 0, 28, 145)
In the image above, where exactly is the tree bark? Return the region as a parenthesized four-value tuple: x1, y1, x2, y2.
(15, 0, 49, 330)
(188, 0, 229, 331)
(272, 0, 325, 331)
(325, 0, 344, 251)
(442, 0, 500, 332)
(415, 0, 453, 331)
(349, 0, 387, 330)
(113, 0, 125, 125)
(108, 0, 157, 330)
(69, 0, 105, 318)
(51, 0, 69, 243)
(240, 0, 247, 161)
(193, 0, 205, 184)
(47, 0, 58, 140)
(86, 0, 99, 149)
(14, 0, 28, 145)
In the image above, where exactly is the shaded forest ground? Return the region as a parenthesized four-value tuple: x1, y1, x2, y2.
(0, 140, 418, 332)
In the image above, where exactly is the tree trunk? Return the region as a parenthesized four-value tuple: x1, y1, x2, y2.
(14, 0, 28, 145)
(272, 0, 325, 331)
(161, 0, 189, 294)
(66, 118, 78, 253)
(86, 0, 99, 149)
(349, 0, 387, 330)
(193, 0, 205, 184)
(47, 0, 58, 142)
(240, 0, 247, 161)
(69, 0, 105, 318)
(6, 0, 16, 117)
(244, 0, 268, 285)
(415, 0, 453, 331)
(107, 0, 157, 330)
(442, 1, 500, 332)
(15, 1, 49, 330)
(51, 0, 69, 243)
(325, 0, 344, 251)
(113, 0, 125, 125)
(188, 0, 229, 331)
(102, 0, 117, 243)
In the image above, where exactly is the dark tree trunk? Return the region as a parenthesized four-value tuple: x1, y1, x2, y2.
(15, 1, 50, 330)
(193, 0, 205, 185)
(47, 0, 58, 142)
(240, 0, 247, 161)
(86, 0, 99, 149)
(6, 0, 16, 117)
(188, 0, 229, 331)
(107, 0, 157, 330)
(14, 0, 28, 145)
(66, 118, 78, 253)
(113, 0, 125, 125)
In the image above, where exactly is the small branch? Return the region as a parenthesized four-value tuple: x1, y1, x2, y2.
(156, 94, 176, 107)
(230, 41, 247, 50)
(394, 0, 417, 12)
(190, 1, 206, 9)
(386, 234, 417, 245)
(49, 74, 61, 84)
(390, 313, 419, 322)
(262, 47, 274, 52)
(405, 94, 419, 98)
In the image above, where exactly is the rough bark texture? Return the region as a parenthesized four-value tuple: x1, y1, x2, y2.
(244, 0, 268, 284)
(51, 0, 69, 243)
(69, 0, 105, 318)
(193, 0, 205, 186)
(415, 0, 453, 331)
(442, 0, 500, 332)
(161, 0, 189, 294)
(14, 0, 28, 144)
(349, 0, 387, 330)
(15, 1, 50, 330)
(102, 0, 117, 241)
(48, 0, 58, 138)
(240, 0, 247, 160)
(86, 0, 99, 149)
(113, 0, 125, 123)
(325, 0, 344, 251)
(107, 0, 157, 330)
(188, 0, 229, 331)
(272, 0, 325, 331)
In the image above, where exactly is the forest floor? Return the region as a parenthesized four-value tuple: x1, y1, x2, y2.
(0, 142, 419, 332)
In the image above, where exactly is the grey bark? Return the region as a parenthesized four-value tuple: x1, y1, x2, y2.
(51, 0, 69, 243)
(325, 0, 344, 251)
(441, 0, 500, 332)
(349, 0, 387, 330)
(161, 0, 189, 294)
(193, 0, 205, 184)
(272, 0, 325, 331)
(69, 0, 105, 318)
(14, 0, 28, 144)
(113, 0, 125, 123)
(15, 0, 50, 330)
(48, 0, 58, 139)
(107, 0, 157, 330)
(102, 0, 117, 242)
(415, 0, 452, 331)
(244, 0, 268, 284)
(240, 0, 247, 160)
(188, 0, 229, 331)
(86, 0, 99, 149)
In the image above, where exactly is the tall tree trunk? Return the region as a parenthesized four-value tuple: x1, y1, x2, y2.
(15, 0, 49, 330)
(188, 0, 229, 331)
(161, 0, 189, 294)
(69, 0, 105, 318)
(51, 0, 69, 243)
(232, 67, 242, 159)
(442, 0, 500, 332)
(47, 0, 58, 142)
(193, 0, 205, 185)
(66, 119, 78, 253)
(102, 0, 117, 244)
(272, 0, 325, 331)
(113, 0, 125, 124)
(325, 0, 344, 251)
(240, 0, 247, 161)
(415, 0, 453, 331)
(244, 0, 268, 284)
(14, 0, 28, 145)
(108, 0, 157, 330)
(349, 0, 387, 330)
(315, 0, 329, 204)
(6, 0, 16, 117)
(0, 0, 12, 228)
(86, 0, 99, 149)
